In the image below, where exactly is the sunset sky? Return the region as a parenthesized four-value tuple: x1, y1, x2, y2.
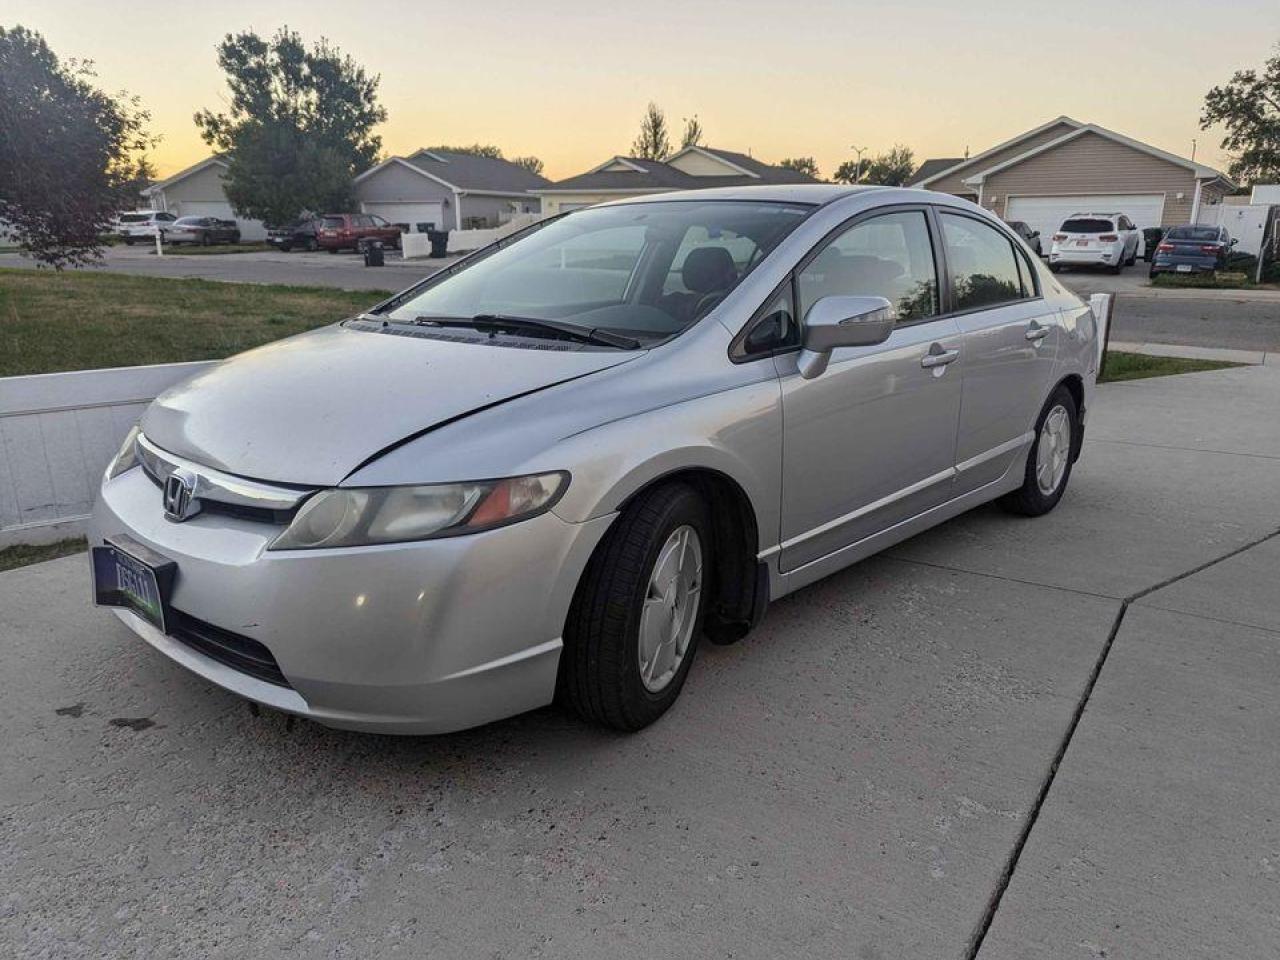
(8, 0, 1278, 181)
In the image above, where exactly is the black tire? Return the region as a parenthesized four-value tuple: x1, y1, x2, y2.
(1148, 265, 1158, 279)
(280, 242, 292, 253)
(1110, 257, 1123, 274)
(999, 385, 1079, 517)
(560, 482, 711, 731)
(123, 238, 135, 246)
(305, 237, 318, 252)
(1049, 263, 1061, 273)
(327, 247, 339, 254)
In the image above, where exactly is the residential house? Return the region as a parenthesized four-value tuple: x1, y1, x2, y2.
(535, 145, 818, 214)
(140, 157, 267, 240)
(909, 117, 1234, 247)
(353, 149, 549, 232)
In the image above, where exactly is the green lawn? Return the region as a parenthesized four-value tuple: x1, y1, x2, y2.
(0, 538, 86, 573)
(0, 270, 391, 377)
(1099, 350, 1240, 383)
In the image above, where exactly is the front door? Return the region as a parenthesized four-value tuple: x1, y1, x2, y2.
(936, 211, 1062, 493)
(775, 208, 964, 573)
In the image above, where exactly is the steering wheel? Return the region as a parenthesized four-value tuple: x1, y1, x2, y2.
(692, 290, 727, 319)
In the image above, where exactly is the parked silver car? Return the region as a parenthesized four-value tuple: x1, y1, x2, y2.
(90, 186, 1100, 734)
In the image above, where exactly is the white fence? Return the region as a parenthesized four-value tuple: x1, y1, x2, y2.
(0, 362, 213, 547)
(402, 212, 545, 259)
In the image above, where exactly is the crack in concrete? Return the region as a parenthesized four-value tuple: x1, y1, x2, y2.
(963, 523, 1280, 960)
(1089, 438, 1280, 462)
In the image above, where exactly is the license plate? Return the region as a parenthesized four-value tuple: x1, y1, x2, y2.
(1176, 264, 1193, 273)
(92, 536, 176, 632)
(1075, 240, 1089, 247)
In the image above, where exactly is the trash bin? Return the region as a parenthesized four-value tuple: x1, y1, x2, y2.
(362, 239, 385, 267)
(426, 229, 450, 258)
(1141, 226, 1165, 262)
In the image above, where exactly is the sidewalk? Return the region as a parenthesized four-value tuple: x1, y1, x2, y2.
(1108, 339, 1275, 365)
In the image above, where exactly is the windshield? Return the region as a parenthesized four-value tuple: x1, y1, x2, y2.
(1166, 226, 1221, 241)
(386, 201, 812, 339)
(1061, 218, 1114, 234)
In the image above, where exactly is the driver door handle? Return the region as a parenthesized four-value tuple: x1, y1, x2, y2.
(920, 347, 960, 369)
(1026, 323, 1050, 341)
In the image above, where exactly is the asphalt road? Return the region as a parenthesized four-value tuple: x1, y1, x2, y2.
(4, 365, 1279, 958)
(3, 246, 1278, 350)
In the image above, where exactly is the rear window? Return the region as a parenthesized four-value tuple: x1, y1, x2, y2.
(174, 217, 201, 225)
(1166, 227, 1220, 241)
(322, 217, 344, 229)
(119, 213, 151, 223)
(1061, 218, 1114, 234)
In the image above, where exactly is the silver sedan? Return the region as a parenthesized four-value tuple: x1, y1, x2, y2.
(90, 185, 1100, 734)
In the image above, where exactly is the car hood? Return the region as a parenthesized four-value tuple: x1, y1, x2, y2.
(141, 323, 638, 486)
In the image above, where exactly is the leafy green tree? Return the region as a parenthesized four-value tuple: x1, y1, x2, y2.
(1201, 48, 1280, 184)
(195, 28, 386, 225)
(511, 155, 545, 177)
(681, 115, 705, 149)
(779, 156, 820, 179)
(856, 145, 916, 186)
(0, 25, 154, 268)
(424, 143, 505, 159)
(632, 102, 672, 160)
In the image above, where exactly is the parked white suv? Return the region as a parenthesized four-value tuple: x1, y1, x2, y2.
(115, 210, 177, 245)
(1048, 213, 1139, 274)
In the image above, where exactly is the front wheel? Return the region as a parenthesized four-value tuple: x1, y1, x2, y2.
(999, 385, 1078, 517)
(560, 483, 710, 731)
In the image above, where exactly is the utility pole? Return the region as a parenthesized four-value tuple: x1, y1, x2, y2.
(851, 145, 868, 183)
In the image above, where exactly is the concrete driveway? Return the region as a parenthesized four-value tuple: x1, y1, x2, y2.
(3, 365, 1278, 958)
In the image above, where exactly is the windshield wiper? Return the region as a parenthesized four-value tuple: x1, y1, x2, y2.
(411, 314, 640, 350)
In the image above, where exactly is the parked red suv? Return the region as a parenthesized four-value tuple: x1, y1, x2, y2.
(316, 213, 403, 253)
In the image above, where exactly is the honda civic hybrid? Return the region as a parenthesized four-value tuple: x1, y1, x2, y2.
(90, 185, 1101, 734)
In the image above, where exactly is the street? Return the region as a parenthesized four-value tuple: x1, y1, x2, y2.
(4, 246, 1279, 353)
(3, 364, 1279, 958)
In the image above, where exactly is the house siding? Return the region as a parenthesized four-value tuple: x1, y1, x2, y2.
(356, 163, 539, 229)
(982, 131, 1202, 226)
(151, 162, 267, 239)
(538, 192, 663, 215)
(667, 151, 744, 177)
(923, 121, 1078, 196)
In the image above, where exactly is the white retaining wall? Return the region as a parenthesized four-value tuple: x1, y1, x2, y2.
(402, 212, 545, 259)
(0, 361, 214, 547)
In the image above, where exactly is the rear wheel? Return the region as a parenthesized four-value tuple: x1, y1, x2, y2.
(999, 385, 1078, 517)
(560, 483, 710, 731)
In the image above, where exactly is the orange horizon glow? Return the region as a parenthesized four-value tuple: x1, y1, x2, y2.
(7, 0, 1276, 183)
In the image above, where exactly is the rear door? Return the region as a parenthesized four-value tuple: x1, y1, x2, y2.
(939, 210, 1062, 494)
(775, 206, 964, 572)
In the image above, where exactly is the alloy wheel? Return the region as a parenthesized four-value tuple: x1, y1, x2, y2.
(1036, 404, 1072, 495)
(637, 525, 703, 693)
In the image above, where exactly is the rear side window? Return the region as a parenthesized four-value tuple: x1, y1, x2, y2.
(322, 217, 344, 229)
(1061, 218, 1113, 234)
(940, 213, 1026, 311)
(797, 210, 939, 324)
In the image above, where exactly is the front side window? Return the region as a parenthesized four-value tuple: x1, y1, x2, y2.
(740, 280, 798, 357)
(797, 210, 939, 324)
(940, 213, 1026, 311)
(386, 201, 810, 340)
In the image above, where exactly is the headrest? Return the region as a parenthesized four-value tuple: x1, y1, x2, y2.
(682, 247, 737, 294)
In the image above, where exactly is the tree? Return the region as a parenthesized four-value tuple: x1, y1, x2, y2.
(779, 156, 821, 179)
(631, 102, 671, 160)
(511, 155, 545, 177)
(195, 28, 386, 226)
(834, 145, 915, 186)
(1201, 48, 1280, 185)
(425, 143, 505, 159)
(0, 26, 154, 268)
(681, 115, 705, 149)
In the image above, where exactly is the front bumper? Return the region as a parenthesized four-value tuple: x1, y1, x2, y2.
(89, 466, 615, 734)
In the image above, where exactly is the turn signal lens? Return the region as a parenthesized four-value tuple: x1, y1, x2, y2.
(268, 472, 568, 550)
(105, 425, 141, 481)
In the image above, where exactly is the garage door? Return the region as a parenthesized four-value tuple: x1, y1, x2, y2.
(1006, 194, 1166, 256)
(361, 202, 445, 232)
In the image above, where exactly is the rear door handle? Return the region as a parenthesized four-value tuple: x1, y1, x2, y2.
(921, 348, 960, 369)
(1026, 323, 1050, 341)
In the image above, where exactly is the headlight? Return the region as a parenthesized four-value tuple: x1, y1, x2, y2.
(268, 472, 568, 550)
(105, 425, 141, 481)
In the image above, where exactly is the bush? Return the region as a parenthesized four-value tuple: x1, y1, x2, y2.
(1150, 271, 1254, 289)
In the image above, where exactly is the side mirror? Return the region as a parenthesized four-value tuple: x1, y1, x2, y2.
(1230, 238, 1238, 246)
(797, 295, 896, 379)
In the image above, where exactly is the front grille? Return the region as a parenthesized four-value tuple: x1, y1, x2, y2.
(169, 609, 291, 688)
(141, 468, 294, 525)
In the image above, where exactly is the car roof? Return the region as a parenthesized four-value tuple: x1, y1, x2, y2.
(596, 183, 882, 207)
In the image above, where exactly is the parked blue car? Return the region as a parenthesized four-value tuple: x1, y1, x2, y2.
(1149, 225, 1235, 278)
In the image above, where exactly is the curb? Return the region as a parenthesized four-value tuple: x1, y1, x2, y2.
(1108, 340, 1269, 366)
